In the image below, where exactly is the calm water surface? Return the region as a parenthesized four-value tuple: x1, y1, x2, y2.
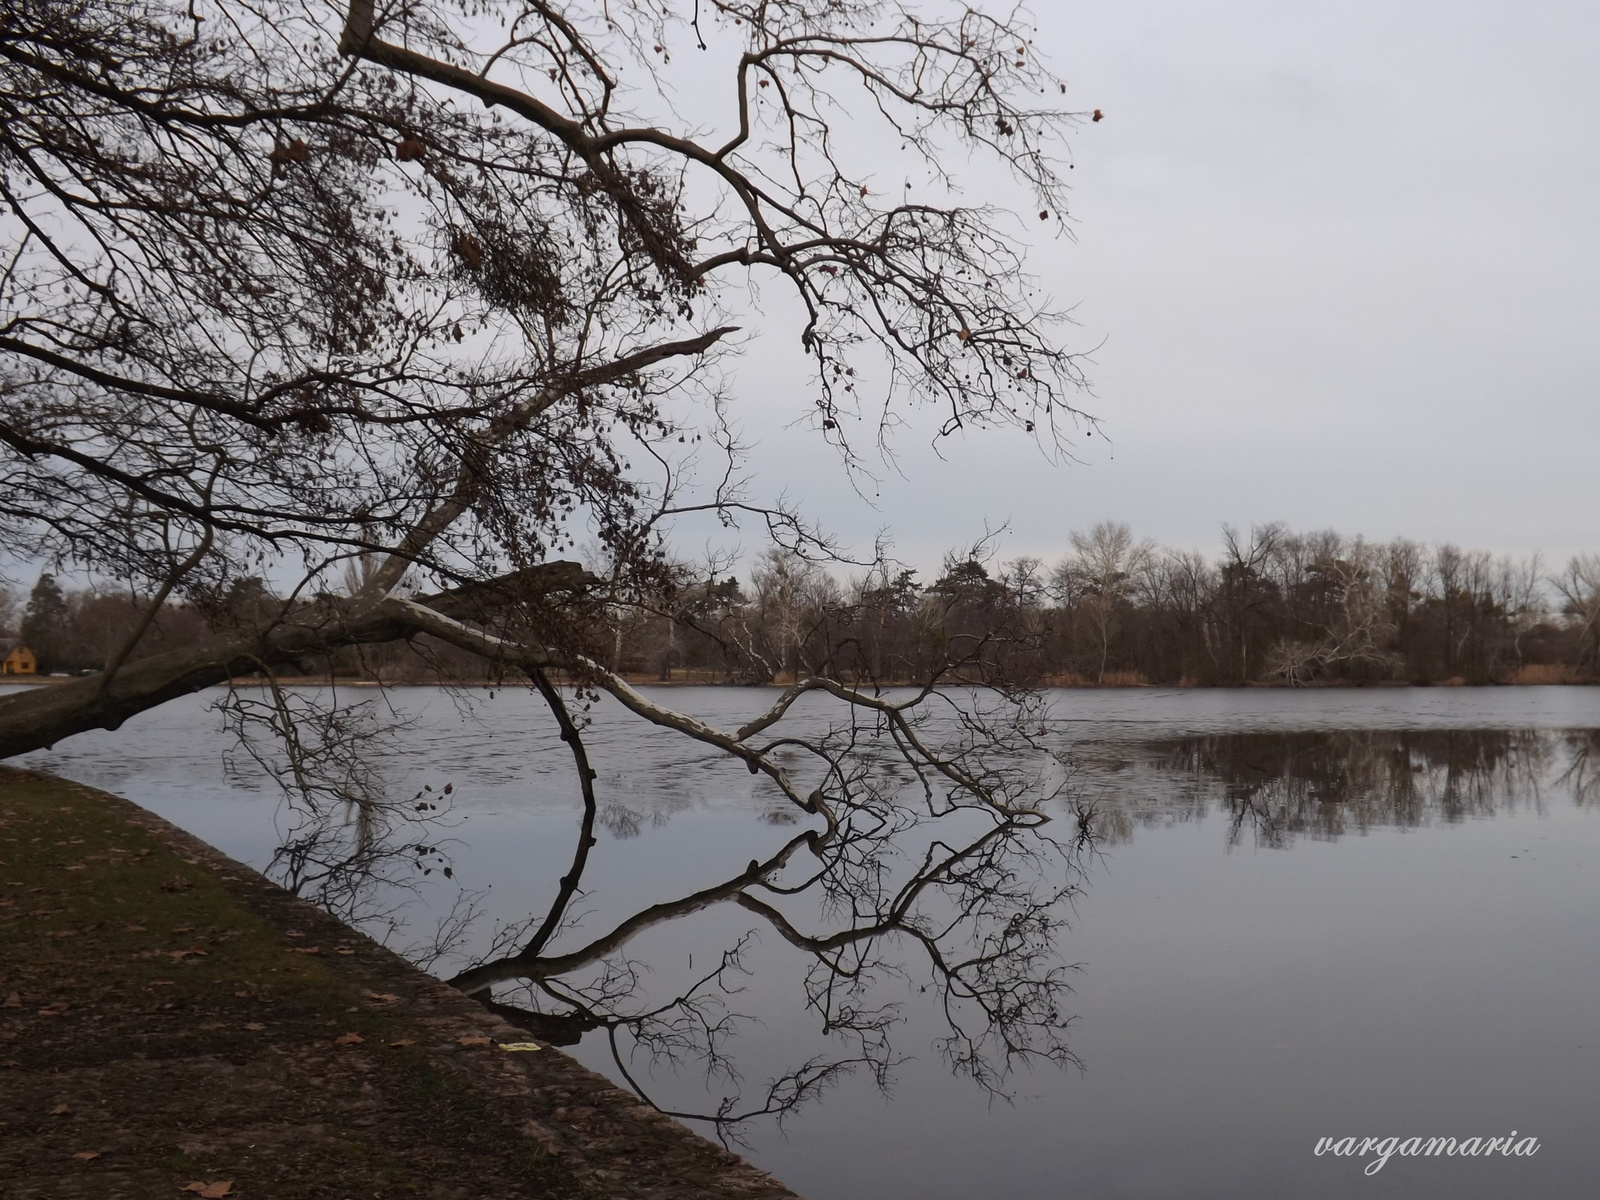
(8, 684, 1600, 1199)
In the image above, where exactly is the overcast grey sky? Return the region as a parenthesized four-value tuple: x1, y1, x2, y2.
(697, 0, 1600, 573)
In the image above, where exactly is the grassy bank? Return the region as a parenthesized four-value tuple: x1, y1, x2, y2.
(0, 769, 797, 1200)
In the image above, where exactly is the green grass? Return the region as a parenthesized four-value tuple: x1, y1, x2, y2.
(0, 769, 588, 1199)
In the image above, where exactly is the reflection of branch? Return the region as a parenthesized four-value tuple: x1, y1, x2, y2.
(216, 674, 458, 926)
(1554, 731, 1600, 807)
(508, 935, 885, 1147)
(732, 818, 1037, 962)
(442, 668, 1085, 1139)
(450, 826, 817, 993)
(515, 667, 600, 963)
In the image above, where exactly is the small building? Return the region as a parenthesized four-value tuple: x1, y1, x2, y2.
(2, 644, 37, 675)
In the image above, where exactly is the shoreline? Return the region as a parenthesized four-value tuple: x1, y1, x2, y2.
(0, 768, 803, 1199)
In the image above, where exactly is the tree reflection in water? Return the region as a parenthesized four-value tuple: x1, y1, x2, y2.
(1080, 728, 1600, 849)
(240, 682, 1098, 1143)
(250, 706, 1600, 1144)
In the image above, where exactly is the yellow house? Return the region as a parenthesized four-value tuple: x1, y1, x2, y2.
(3, 644, 37, 675)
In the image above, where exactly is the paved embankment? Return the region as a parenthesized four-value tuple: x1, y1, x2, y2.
(0, 767, 801, 1200)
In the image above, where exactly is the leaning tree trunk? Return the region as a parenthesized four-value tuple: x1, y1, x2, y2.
(0, 562, 589, 759)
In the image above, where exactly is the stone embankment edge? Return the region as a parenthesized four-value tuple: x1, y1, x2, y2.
(28, 770, 804, 1200)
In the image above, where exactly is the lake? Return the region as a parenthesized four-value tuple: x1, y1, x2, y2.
(8, 683, 1600, 1199)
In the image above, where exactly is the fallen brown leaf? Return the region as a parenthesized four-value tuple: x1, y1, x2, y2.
(1, 991, 20, 1008)
(180, 1182, 234, 1198)
(333, 1031, 364, 1045)
(242, 1022, 265, 1031)
(388, 1038, 416, 1047)
(292, 946, 321, 955)
(51, 1103, 72, 1115)
(457, 1035, 492, 1047)
(72, 1150, 101, 1160)
(335, 948, 355, 956)
(365, 991, 400, 1003)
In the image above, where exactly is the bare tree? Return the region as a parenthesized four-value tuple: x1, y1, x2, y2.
(1061, 520, 1153, 683)
(1264, 539, 1400, 685)
(1495, 551, 1547, 672)
(0, 0, 1093, 751)
(1383, 538, 1425, 671)
(750, 549, 840, 681)
(1555, 554, 1600, 674)
(1213, 522, 1286, 683)
(0, 0, 1099, 1136)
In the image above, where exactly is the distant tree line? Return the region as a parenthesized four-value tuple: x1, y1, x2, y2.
(7, 523, 1599, 686)
(611, 523, 1600, 687)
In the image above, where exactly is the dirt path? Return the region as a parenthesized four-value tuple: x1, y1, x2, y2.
(0, 768, 801, 1200)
